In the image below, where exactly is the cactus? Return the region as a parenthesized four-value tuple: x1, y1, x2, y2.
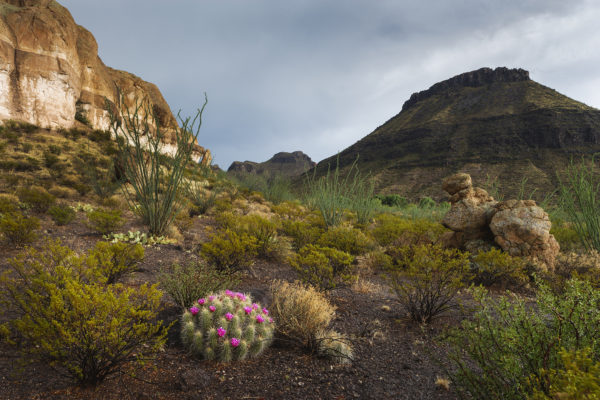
(181, 290, 274, 361)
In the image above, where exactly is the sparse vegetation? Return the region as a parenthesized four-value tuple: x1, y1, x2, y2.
(48, 203, 76, 225)
(86, 207, 123, 234)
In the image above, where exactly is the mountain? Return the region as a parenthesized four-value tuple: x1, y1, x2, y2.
(0, 0, 211, 164)
(228, 151, 315, 177)
(313, 67, 600, 199)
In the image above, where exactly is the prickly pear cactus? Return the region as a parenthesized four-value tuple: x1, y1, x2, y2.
(181, 290, 274, 361)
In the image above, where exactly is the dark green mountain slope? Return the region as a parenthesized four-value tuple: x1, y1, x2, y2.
(314, 67, 600, 199)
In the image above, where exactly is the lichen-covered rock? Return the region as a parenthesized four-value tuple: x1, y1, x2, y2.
(489, 199, 559, 269)
(0, 0, 211, 164)
(442, 173, 472, 196)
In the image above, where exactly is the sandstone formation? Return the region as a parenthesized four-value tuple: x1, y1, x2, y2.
(228, 151, 316, 177)
(490, 200, 560, 269)
(441, 173, 559, 268)
(0, 0, 211, 164)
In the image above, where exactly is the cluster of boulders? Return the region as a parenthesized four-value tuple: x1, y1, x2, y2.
(440, 173, 559, 269)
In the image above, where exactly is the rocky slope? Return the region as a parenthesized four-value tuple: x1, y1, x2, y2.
(228, 151, 315, 177)
(0, 0, 211, 164)
(313, 67, 600, 199)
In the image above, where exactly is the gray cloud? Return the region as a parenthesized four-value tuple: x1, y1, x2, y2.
(60, 0, 600, 168)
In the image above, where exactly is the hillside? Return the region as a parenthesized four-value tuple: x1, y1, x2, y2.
(314, 67, 600, 199)
(228, 151, 315, 177)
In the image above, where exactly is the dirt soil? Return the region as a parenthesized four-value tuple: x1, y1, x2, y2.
(0, 212, 460, 400)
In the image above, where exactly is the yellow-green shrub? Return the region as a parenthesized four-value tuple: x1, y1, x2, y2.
(86, 208, 123, 234)
(550, 223, 582, 252)
(317, 225, 375, 255)
(48, 203, 76, 226)
(529, 348, 600, 400)
(0, 194, 19, 214)
(551, 251, 600, 290)
(271, 201, 307, 220)
(0, 240, 168, 386)
(201, 228, 258, 271)
(290, 244, 355, 290)
(16, 185, 55, 213)
(0, 211, 39, 245)
(371, 213, 448, 247)
(281, 219, 325, 251)
(384, 244, 471, 323)
(217, 213, 282, 260)
(470, 248, 528, 288)
(86, 241, 144, 284)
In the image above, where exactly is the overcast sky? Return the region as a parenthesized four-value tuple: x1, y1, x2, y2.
(59, 0, 600, 169)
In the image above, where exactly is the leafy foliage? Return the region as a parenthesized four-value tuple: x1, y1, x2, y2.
(0, 211, 39, 245)
(16, 185, 55, 213)
(48, 203, 76, 226)
(86, 208, 123, 235)
(201, 229, 259, 272)
(470, 247, 528, 288)
(290, 244, 355, 290)
(317, 225, 375, 255)
(85, 241, 144, 284)
(371, 213, 448, 247)
(384, 244, 471, 323)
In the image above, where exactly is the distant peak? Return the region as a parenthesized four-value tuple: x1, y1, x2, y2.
(402, 67, 530, 111)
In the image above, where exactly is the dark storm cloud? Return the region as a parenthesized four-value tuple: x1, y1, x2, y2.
(60, 0, 600, 168)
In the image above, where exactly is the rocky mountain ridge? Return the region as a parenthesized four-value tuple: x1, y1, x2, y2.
(0, 0, 211, 164)
(228, 151, 315, 177)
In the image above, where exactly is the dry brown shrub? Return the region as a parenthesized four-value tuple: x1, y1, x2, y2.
(269, 280, 335, 350)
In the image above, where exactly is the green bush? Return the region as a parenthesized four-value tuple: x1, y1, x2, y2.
(43, 150, 60, 169)
(0, 240, 168, 386)
(180, 290, 274, 361)
(218, 213, 282, 260)
(281, 218, 325, 251)
(445, 279, 600, 399)
(186, 181, 217, 216)
(375, 194, 408, 208)
(317, 225, 375, 255)
(550, 222, 582, 252)
(86, 241, 144, 284)
(86, 208, 123, 235)
(470, 247, 528, 288)
(418, 196, 436, 209)
(16, 185, 56, 213)
(48, 203, 76, 226)
(201, 229, 259, 271)
(529, 347, 600, 400)
(290, 244, 355, 290)
(0, 211, 39, 245)
(159, 262, 241, 309)
(0, 195, 19, 214)
(384, 244, 471, 323)
(371, 213, 448, 247)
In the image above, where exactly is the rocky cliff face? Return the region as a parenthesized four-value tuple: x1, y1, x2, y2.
(228, 151, 316, 177)
(0, 0, 211, 164)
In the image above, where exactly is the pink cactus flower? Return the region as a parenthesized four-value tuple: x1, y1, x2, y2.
(217, 327, 226, 337)
(208, 295, 216, 302)
(244, 306, 252, 315)
(230, 338, 240, 347)
(225, 312, 234, 321)
(235, 292, 246, 301)
(269, 318, 274, 323)
(209, 305, 216, 312)
(252, 303, 260, 310)
(189, 307, 199, 316)
(197, 298, 205, 305)
(225, 290, 234, 297)
(256, 314, 265, 323)
(262, 308, 269, 315)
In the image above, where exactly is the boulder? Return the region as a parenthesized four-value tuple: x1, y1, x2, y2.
(490, 200, 560, 269)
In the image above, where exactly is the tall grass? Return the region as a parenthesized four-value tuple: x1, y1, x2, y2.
(230, 173, 295, 204)
(557, 155, 600, 253)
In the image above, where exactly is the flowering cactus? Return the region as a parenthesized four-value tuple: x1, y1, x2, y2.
(181, 290, 275, 362)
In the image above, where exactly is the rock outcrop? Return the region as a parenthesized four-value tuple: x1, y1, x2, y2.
(441, 173, 559, 269)
(228, 151, 315, 177)
(0, 0, 211, 164)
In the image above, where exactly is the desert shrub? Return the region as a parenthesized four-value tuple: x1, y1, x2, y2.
(550, 222, 582, 252)
(363, 250, 394, 271)
(107, 92, 207, 236)
(74, 109, 91, 126)
(0, 211, 39, 245)
(418, 196, 436, 209)
(187, 184, 217, 216)
(271, 201, 307, 220)
(470, 247, 528, 288)
(43, 150, 60, 169)
(16, 185, 55, 213)
(201, 229, 258, 271)
(262, 175, 295, 204)
(218, 213, 282, 260)
(269, 280, 351, 362)
(371, 213, 447, 247)
(48, 203, 76, 226)
(280, 218, 325, 251)
(88, 129, 112, 143)
(77, 154, 122, 198)
(86, 208, 123, 235)
(384, 244, 471, 323)
(159, 262, 241, 309)
(0, 240, 168, 386)
(20, 142, 33, 153)
(180, 290, 274, 361)
(375, 194, 408, 208)
(290, 244, 355, 290)
(48, 144, 62, 155)
(529, 347, 600, 400)
(445, 279, 600, 399)
(317, 225, 375, 255)
(0, 194, 19, 214)
(86, 241, 144, 284)
(104, 230, 175, 246)
(550, 251, 600, 290)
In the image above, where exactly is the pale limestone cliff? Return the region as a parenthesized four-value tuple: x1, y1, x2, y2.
(0, 0, 211, 164)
